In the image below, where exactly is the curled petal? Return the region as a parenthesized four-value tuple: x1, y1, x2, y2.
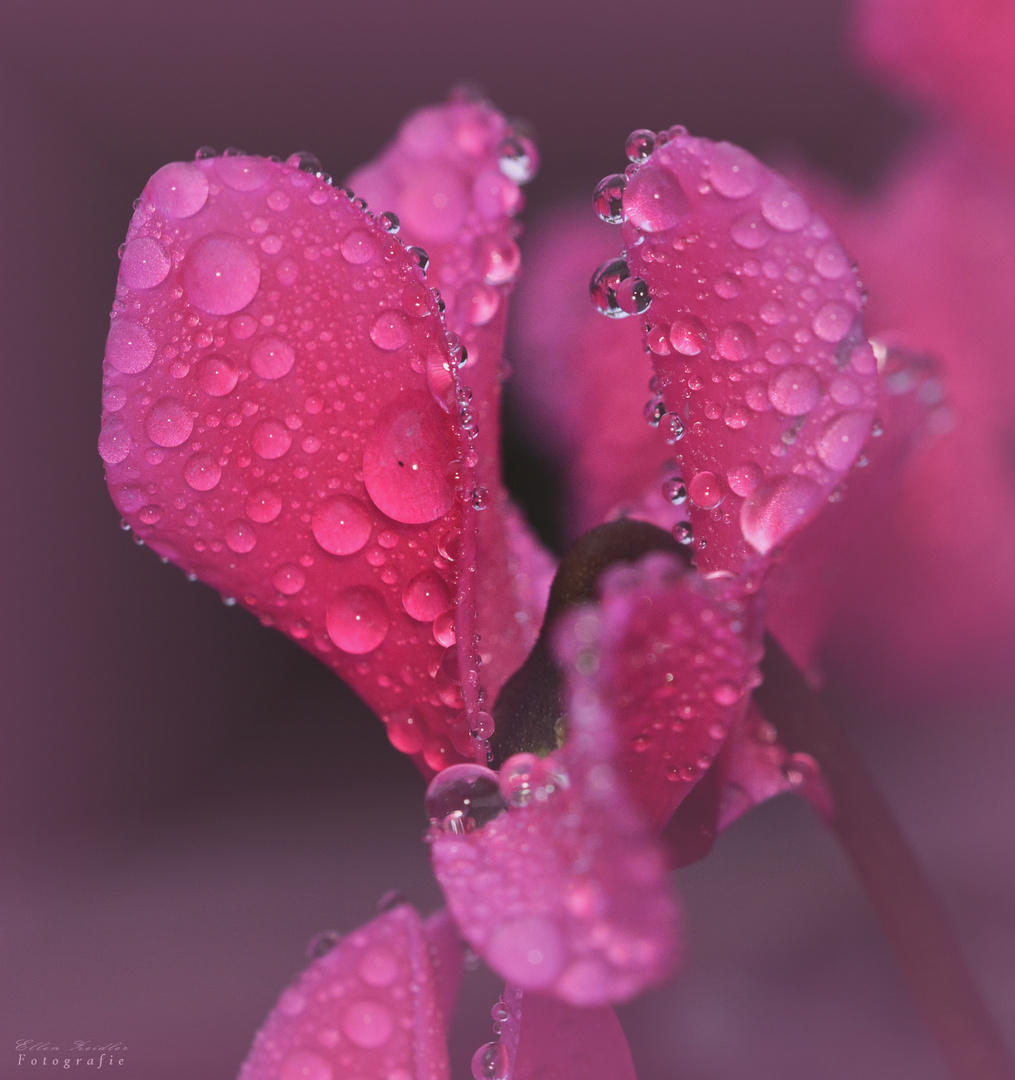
(349, 93, 552, 703)
(100, 152, 476, 772)
(238, 904, 453, 1080)
(612, 131, 879, 571)
(431, 607, 679, 1005)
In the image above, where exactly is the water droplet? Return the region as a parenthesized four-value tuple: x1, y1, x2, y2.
(644, 396, 666, 426)
(472, 1041, 510, 1080)
(717, 323, 755, 362)
(816, 411, 872, 471)
(245, 487, 282, 522)
(625, 128, 656, 164)
(662, 412, 686, 443)
(730, 212, 772, 250)
(727, 461, 763, 497)
(713, 274, 742, 300)
(812, 301, 854, 343)
(370, 309, 410, 351)
(768, 366, 820, 415)
(617, 275, 651, 315)
(402, 570, 452, 621)
(479, 235, 521, 285)
(662, 477, 687, 504)
(148, 162, 209, 218)
(120, 237, 171, 290)
(425, 763, 506, 833)
(105, 320, 156, 375)
(224, 519, 257, 553)
(250, 335, 295, 379)
(741, 475, 823, 554)
(98, 418, 131, 463)
(145, 398, 193, 447)
(362, 394, 456, 524)
(487, 915, 565, 988)
(378, 210, 400, 234)
(272, 563, 306, 594)
(215, 154, 271, 191)
(689, 471, 725, 509)
(622, 164, 687, 232)
(459, 280, 500, 326)
(183, 234, 260, 315)
(312, 495, 372, 555)
(433, 609, 457, 647)
(673, 521, 693, 545)
(359, 946, 399, 987)
(340, 228, 380, 265)
(814, 242, 850, 280)
(326, 586, 390, 654)
(251, 418, 292, 459)
(184, 452, 221, 491)
(498, 753, 548, 807)
(305, 930, 341, 960)
(670, 317, 707, 356)
(593, 173, 627, 223)
(470, 486, 489, 510)
(407, 245, 430, 271)
(387, 709, 426, 754)
(498, 135, 538, 184)
(279, 1051, 332, 1080)
(340, 999, 394, 1049)
(590, 257, 634, 319)
(196, 354, 239, 396)
(707, 142, 761, 198)
(760, 183, 810, 231)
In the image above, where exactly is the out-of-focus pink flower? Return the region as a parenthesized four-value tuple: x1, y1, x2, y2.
(99, 94, 879, 1077)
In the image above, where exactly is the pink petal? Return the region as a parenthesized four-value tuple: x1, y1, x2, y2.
(348, 93, 552, 705)
(100, 152, 478, 773)
(603, 130, 880, 572)
(855, 0, 1015, 158)
(585, 552, 764, 828)
(478, 985, 637, 1080)
(423, 909, 466, 1033)
(238, 904, 452, 1080)
(430, 607, 680, 1006)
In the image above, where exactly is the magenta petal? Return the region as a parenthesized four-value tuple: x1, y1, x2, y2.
(238, 904, 450, 1080)
(348, 94, 552, 703)
(613, 132, 879, 572)
(423, 909, 466, 1033)
(431, 613, 679, 1006)
(491, 985, 637, 1080)
(100, 151, 480, 773)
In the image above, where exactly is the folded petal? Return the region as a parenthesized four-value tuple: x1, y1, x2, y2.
(238, 904, 453, 1080)
(592, 130, 881, 572)
(474, 985, 637, 1080)
(429, 602, 680, 1006)
(348, 93, 553, 704)
(100, 152, 479, 771)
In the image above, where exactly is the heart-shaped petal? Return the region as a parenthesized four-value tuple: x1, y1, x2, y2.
(238, 904, 454, 1080)
(599, 129, 879, 571)
(100, 152, 479, 772)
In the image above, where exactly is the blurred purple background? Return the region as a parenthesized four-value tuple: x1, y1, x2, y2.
(0, 1, 1011, 1077)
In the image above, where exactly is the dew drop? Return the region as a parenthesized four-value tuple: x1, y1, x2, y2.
(717, 322, 755, 362)
(741, 475, 823, 554)
(250, 335, 295, 379)
(817, 411, 872, 471)
(359, 946, 399, 988)
(472, 1041, 510, 1080)
(197, 354, 239, 396)
(478, 235, 521, 285)
(340, 999, 394, 1049)
(183, 234, 260, 315)
(625, 128, 656, 163)
(245, 487, 282, 522)
(689, 471, 724, 509)
(622, 164, 687, 232)
(670, 317, 707, 356)
(662, 476, 687, 504)
(98, 418, 131, 463)
(148, 161, 209, 219)
(487, 915, 565, 988)
(215, 154, 272, 191)
(814, 242, 850, 280)
(340, 228, 380, 264)
(768, 366, 820, 416)
(251, 418, 292, 459)
(727, 461, 763, 497)
(459, 280, 500, 326)
(120, 237, 171, 290)
(730, 212, 772, 250)
(145, 398, 193, 447)
(590, 257, 633, 319)
(312, 495, 372, 555)
(224, 519, 257, 553)
(402, 570, 452, 621)
(593, 173, 627, 223)
(813, 301, 855, 343)
(386, 709, 426, 754)
(362, 394, 456, 524)
(184, 452, 221, 491)
(425, 763, 506, 833)
(326, 586, 389, 653)
(370, 309, 410, 351)
(673, 521, 693, 545)
(433, 609, 456, 647)
(272, 563, 306, 594)
(662, 412, 686, 443)
(498, 135, 538, 184)
(707, 142, 761, 198)
(105, 320, 156, 375)
(760, 183, 810, 231)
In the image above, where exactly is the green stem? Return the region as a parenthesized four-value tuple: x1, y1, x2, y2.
(756, 637, 1013, 1080)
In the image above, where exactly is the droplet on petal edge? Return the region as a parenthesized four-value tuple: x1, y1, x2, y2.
(100, 148, 475, 775)
(610, 128, 878, 572)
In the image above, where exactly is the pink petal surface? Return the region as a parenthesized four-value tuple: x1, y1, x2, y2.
(100, 152, 479, 773)
(586, 553, 764, 828)
(430, 599, 680, 1006)
(855, 0, 1015, 159)
(479, 985, 637, 1080)
(238, 904, 452, 1080)
(423, 909, 467, 1033)
(348, 95, 552, 704)
(610, 130, 879, 572)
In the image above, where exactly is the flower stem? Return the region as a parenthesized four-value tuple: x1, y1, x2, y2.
(756, 637, 1013, 1080)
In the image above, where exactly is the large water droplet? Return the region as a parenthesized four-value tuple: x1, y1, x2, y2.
(472, 1041, 510, 1080)
(340, 229, 380, 265)
(425, 763, 506, 833)
(98, 417, 131, 463)
(245, 487, 282, 522)
(272, 563, 306, 594)
(812, 301, 855, 343)
(251, 418, 292, 459)
(183, 234, 260, 315)
(362, 393, 456, 524)
(197, 354, 239, 396)
(215, 154, 272, 191)
(386, 709, 426, 754)
(250, 335, 295, 379)
(707, 142, 761, 198)
(767, 366, 820, 416)
(816, 411, 872, 471)
(760, 183, 810, 231)
(486, 915, 565, 989)
(312, 495, 372, 555)
(624, 128, 656, 164)
(224, 519, 257, 553)
(741, 475, 823, 554)
(402, 570, 452, 621)
(120, 237, 171, 290)
(689, 471, 725, 509)
(622, 164, 687, 232)
(359, 946, 399, 988)
(717, 322, 755, 362)
(340, 999, 394, 1049)
(105, 320, 156, 374)
(369, 309, 410, 351)
(149, 162, 209, 219)
(590, 257, 632, 319)
(145, 398, 193, 447)
(593, 173, 627, 223)
(326, 586, 389, 653)
(184, 452, 221, 491)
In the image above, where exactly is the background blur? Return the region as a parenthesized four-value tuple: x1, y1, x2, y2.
(1, 1, 1011, 1077)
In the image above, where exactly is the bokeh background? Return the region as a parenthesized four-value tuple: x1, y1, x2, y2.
(1, 0, 1012, 1077)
